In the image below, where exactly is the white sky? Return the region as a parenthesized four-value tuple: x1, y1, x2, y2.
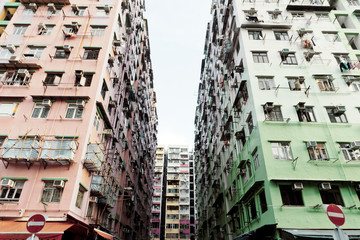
(145, 0, 212, 147)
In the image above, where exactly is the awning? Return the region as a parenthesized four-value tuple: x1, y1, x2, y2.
(94, 228, 114, 240)
(0, 221, 73, 240)
(282, 229, 360, 239)
(234, 224, 276, 240)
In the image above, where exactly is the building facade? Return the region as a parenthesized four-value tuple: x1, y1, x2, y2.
(0, 0, 157, 240)
(151, 145, 196, 240)
(195, 0, 360, 239)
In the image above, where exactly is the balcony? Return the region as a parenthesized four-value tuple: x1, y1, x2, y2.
(286, 0, 333, 11)
(83, 143, 105, 172)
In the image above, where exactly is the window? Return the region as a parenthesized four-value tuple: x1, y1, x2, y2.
(65, 103, 83, 119)
(252, 52, 269, 63)
(23, 8, 35, 16)
(320, 185, 344, 206)
(308, 142, 329, 160)
(348, 0, 360, 5)
(54, 48, 71, 59)
(13, 25, 28, 35)
(0, 102, 19, 116)
(274, 31, 289, 40)
(258, 77, 275, 90)
(0, 181, 24, 201)
(253, 149, 260, 170)
(316, 76, 335, 91)
(166, 214, 179, 219)
(166, 224, 179, 229)
(31, 103, 50, 118)
(280, 185, 304, 206)
(247, 114, 254, 134)
(0, 48, 13, 59)
(247, 198, 257, 221)
(83, 48, 100, 60)
(339, 143, 360, 161)
(91, 26, 106, 36)
(264, 105, 283, 121)
(271, 142, 292, 160)
(101, 81, 108, 99)
(326, 107, 348, 123)
(3, 71, 32, 86)
(259, 190, 267, 213)
(75, 74, 93, 87)
(41, 181, 63, 203)
(351, 81, 360, 91)
(346, 34, 359, 50)
(287, 77, 304, 91)
(334, 54, 350, 64)
(38, 25, 54, 35)
(25, 47, 44, 59)
(93, 112, 101, 130)
(71, 7, 87, 16)
(316, 13, 329, 20)
(281, 53, 298, 65)
(75, 185, 85, 208)
(297, 106, 316, 122)
(248, 30, 263, 40)
(44, 73, 62, 86)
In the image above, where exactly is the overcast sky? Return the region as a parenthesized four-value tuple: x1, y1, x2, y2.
(145, 0, 212, 147)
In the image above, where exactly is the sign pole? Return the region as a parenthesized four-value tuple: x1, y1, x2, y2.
(31, 233, 35, 240)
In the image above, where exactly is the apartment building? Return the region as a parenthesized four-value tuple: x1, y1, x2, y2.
(195, 0, 360, 239)
(151, 145, 196, 240)
(0, 0, 157, 240)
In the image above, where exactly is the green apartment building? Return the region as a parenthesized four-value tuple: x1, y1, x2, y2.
(194, 0, 360, 239)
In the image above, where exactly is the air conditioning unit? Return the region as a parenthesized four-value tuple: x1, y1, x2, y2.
(298, 76, 305, 84)
(113, 40, 122, 46)
(89, 196, 98, 203)
(6, 44, 16, 53)
(234, 65, 244, 73)
(333, 106, 346, 116)
(280, 49, 290, 57)
(71, 4, 79, 12)
(38, 23, 46, 30)
(355, 183, 360, 191)
(63, 45, 71, 52)
(292, 182, 303, 191)
(75, 70, 83, 77)
(47, 3, 56, 13)
(104, 5, 111, 12)
(108, 56, 115, 64)
(249, 7, 257, 15)
(264, 102, 274, 112)
(42, 99, 52, 107)
(295, 102, 306, 111)
(109, 100, 117, 108)
(71, 22, 80, 31)
(319, 182, 331, 191)
(76, 99, 85, 108)
(273, 8, 281, 14)
(78, 77, 86, 86)
(351, 141, 360, 150)
(304, 50, 315, 61)
(1, 179, 15, 188)
(306, 141, 317, 148)
(53, 180, 65, 188)
(103, 129, 113, 137)
(345, 76, 356, 86)
(17, 69, 29, 77)
(29, 3, 37, 11)
(53, 76, 61, 85)
(9, 55, 22, 64)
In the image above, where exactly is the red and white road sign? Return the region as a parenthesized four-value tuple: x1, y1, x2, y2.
(26, 214, 46, 234)
(327, 204, 345, 226)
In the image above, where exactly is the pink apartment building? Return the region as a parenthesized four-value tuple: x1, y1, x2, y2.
(0, 0, 157, 240)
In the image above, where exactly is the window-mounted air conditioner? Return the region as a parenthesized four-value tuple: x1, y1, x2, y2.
(264, 102, 274, 112)
(292, 182, 303, 191)
(71, 22, 80, 31)
(71, 4, 79, 12)
(306, 141, 317, 148)
(63, 45, 71, 52)
(295, 102, 306, 111)
(76, 99, 85, 108)
(75, 70, 83, 77)
(47, 3, 56, 13)
(53, 180, 65, 188)
(6, 44, 16, 53)
(345, 76, 356, 86)
(249, 7, 257, 15)
(53, 76, 61, 85)
(109, 100, 117, 108)
(298, 76, 305, 84)
(17, 69, 30, 78)
(108, 56, 115, 64)
(38, 23, 46, 30)
(0, 179, 15, 188)
(103, 129, 113, 137)
(280, 48, 290, 57)
(29, 3, 37, 11)
(42, 99, 52, 107)
(319, 182, 331, 191)
(333, 106, 346, 116)
(351, 141, 360, 150)
(304, 50, 315, 61)
(113, 40, 122, 46)
(273, 8, 281, 14)
(89, 196, 98, 203)
(104, 5, 111, 12)
(9, 56, 22, 64)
